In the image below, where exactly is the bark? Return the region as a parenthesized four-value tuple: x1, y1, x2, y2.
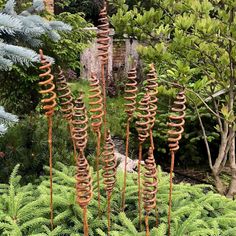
(44, 0, 54, 13)
(226, 130, 236, 199)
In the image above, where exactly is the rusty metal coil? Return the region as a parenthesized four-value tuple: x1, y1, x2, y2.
(146, 64, 158, 129)
(39, 50, 57, 117)
(97, 2, 109, 64)
(72, 95, 88, 152)
(125, 63, 138, 119)
(56, 68, 74, 121)
(143, 147, 158, 214)
(76, 151, 93, 209)
(136, 93, 151, 144)
(168, 90, 186, 153)
(102, 130, 117, 194)
(89, 74, 104, 133)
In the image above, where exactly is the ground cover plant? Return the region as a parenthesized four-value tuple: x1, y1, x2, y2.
(0, 163, 236, 236)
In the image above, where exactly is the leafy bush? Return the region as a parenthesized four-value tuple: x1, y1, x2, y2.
(0, 163, 235, 235)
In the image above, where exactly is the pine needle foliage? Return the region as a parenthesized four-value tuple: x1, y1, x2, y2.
(0, 0, 71, 71)
(0, 163, 235, 235)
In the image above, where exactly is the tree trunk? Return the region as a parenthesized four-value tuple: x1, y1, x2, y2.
(226, 130, 236, 199)
(44, 0, 54, 14)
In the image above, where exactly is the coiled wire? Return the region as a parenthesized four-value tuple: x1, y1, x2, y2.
(97, 2, 109, 64)
(146, 64, 158, 149)
(89, 74, 104, 217)
(76, 151, 93, 236)
(167, 89, 186, 236)
(89, 74, 104, 133)
(143, 147, 158, 236)
(121, 63, 138, 211)
(72, 94, 92, 236)
(135, 92, 151, 230)
(56, 68, 74, 121)
(102, 130, 117, 236)
(39, 50, 57, 117)
(97, 1, 110, 138)
(72, 95, 88, 152)
(56, 67, 77, 162)
(38, 49, 57, 230)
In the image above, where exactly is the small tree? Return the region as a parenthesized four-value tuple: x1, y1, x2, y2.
(111, 0, 236, 198)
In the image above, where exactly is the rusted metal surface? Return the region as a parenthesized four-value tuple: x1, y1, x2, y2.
(38, 49, 57, 230)
(72, 94, 92, 236)
(167, 90, 186, 236)
(72, 95, 88, 152)
(143, 147, 158, 236)
(102, 130, 117, 236)
(146, 64, 158, 149)
(121, 62, 138, 211)
(97, 1, 109, 138)
(89, 74, 104, 217)
(56, 68, 77, 162)
(135, 93, 151, 230)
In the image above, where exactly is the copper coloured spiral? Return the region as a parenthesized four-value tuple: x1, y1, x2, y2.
(135, 93, 151, 230)
(56, 68, 74, 121)
(89, 74, 104, 133)
(39, 50, 57, 117)
(168, 90, 186, 153)
(136, 93, 151, 144)
(125, 63, 138, 119)
(56, 68, 77, 162)
(146, 64, 158, 149)
(38, 49, 57, 230)
(145, 63, 158, 226)
(97, 2, 109, 65)
(72, 95, 88, 152)
(97, 1, 110, 138)
(121, 63, 138, 211)
(167, 90, 186, 236)
(89, 74, 104, 217)
(143, 148, 158, 236)
(76, 151, 93, 236)
(102, 130, 117, 236)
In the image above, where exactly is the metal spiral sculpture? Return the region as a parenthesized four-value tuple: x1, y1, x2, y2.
(145, 63, 159, 226)
(38, 49, 57, 230)
(56, 67, 77, 162)
(97, 1, 109, 138)
(102, 130, 117, 236)
(76, 151, 93, 236)
(121, 62, 138, 211)
(89, 74, 104, 217)
(72, 96, 88, 151)
(135, 93, 151, 230)
(72, 94, 92, 236)
(167, 90, 186, 236)
(146, 64, 158, 149)
(143, 148, 158, 236)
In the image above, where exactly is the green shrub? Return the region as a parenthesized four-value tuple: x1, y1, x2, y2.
(0, 163, 236, 235)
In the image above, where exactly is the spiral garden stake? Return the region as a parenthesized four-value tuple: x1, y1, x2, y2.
(167, 90, 186, 236)
(102, 130, 117, 236)
(89, 74, 104, 217)
(121, 63, 138, 211)
(38, 49, 57, 230)
(135, 93, 151, 230)
(145, 63, 158, 226)
(72, 95, 92, 236)
(97, 1, 109, 138)
(56, 67, 77, 163)
(146, 64, 158, 150)
(143, 148, 158, 236)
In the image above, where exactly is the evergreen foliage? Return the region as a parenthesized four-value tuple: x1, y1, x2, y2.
(0, 0, 71, 71)
(0, 163, 235, 235)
